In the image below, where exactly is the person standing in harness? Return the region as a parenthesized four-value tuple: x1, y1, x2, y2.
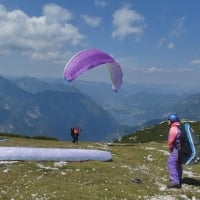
(167, 114, 182, 189)
(71, 127, 81, 144)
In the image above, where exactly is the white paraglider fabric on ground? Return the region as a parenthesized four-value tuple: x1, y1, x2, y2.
(0, 147, 112, 161)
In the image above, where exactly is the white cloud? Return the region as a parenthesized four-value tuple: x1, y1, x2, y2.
(122, 65, 199, 84)
(146, 67, 158, 73)
(94, 0, 107, 8)
(43, 3, 72, 23)
(157, 38, 166, 47)
(112, 5, 145, 40)
(158, 17, 186, 50)
(168, 42, 175, 49)
(0, 4, 85, 63)
(170, 16, 187, 37)
(81, 14, 101, 27)
(191, 59, 200, 64)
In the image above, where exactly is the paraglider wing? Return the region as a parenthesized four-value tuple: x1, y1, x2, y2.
(106, 62, 122, 92)
(63, 49, 123, 91)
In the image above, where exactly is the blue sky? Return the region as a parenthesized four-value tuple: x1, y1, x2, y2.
(0, 0, 200, 86)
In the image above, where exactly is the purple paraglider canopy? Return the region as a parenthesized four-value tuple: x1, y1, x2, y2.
(63, 49, 123, 92)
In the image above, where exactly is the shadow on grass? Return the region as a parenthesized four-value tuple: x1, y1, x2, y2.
(182, 177, 200, 186)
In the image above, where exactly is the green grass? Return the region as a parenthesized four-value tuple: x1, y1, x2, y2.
(120, 121, 200, 144)
(0, 136, 200, 199)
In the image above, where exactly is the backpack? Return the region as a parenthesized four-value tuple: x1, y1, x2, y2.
(179, 122, 200, 165)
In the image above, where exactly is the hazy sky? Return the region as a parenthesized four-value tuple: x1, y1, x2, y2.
(0, 0, 200, 86)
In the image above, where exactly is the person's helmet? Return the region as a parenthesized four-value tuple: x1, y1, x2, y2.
(167, 114, 180, 122)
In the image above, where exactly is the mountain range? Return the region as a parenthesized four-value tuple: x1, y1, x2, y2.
(0, 76, 120, 141)
(1, 75, 200, 141)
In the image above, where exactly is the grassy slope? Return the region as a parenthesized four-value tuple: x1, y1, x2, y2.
(120, 121, 200, 144)
(0, 124, 200, 200)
